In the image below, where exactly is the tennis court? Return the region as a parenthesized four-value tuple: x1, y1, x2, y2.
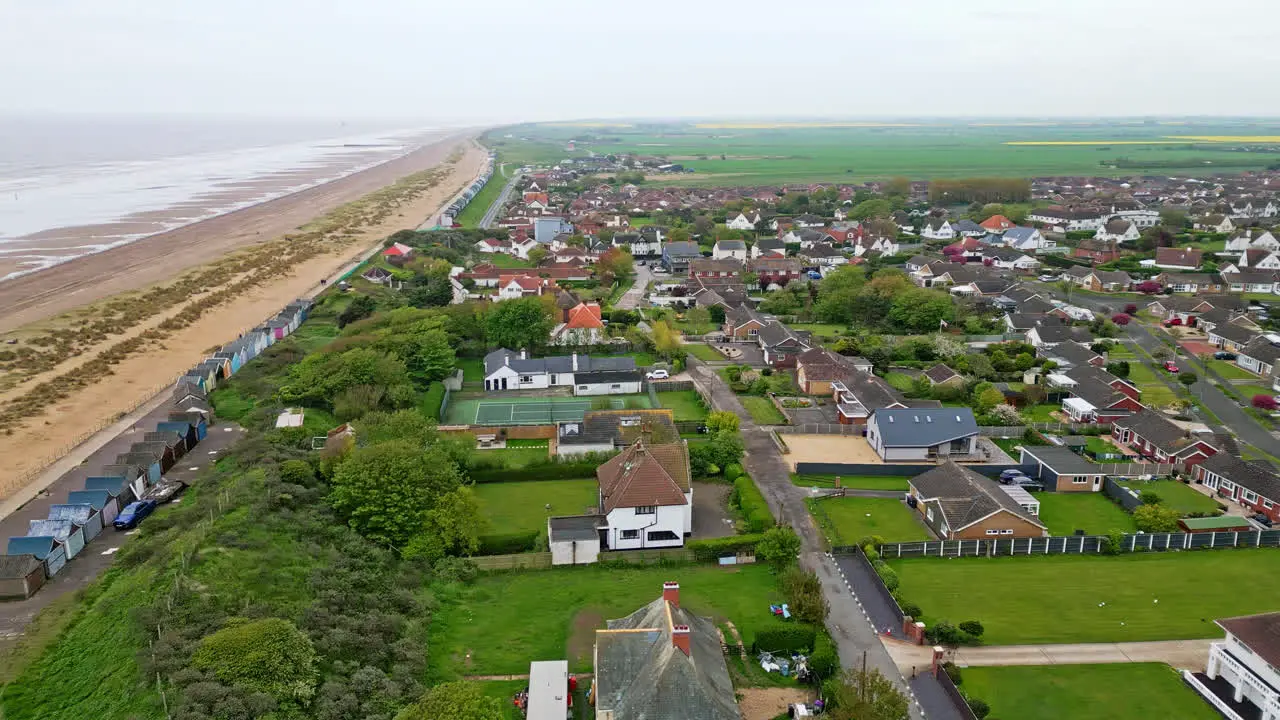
(446, 395, 654, 426)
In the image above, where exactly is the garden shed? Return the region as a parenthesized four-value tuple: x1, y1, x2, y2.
(68, 489, 119, 526)
(49, 503, 102, 543)
(28, 519, 85, 560)
(0, 554, 46, 599)
(5, 536, 65, 578)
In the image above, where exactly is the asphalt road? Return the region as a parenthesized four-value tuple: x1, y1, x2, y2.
(480, 171, 523, 229)
(614, 264, 651, 310)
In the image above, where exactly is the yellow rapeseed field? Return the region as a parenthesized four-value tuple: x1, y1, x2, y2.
(1168, 135, 1280, 142)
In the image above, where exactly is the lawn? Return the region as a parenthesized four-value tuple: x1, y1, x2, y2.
(471, 479, 599, 537)
(592, 351, 656, 367)
(1035, 493, 1137, 536)
(454, 170, 507, 227)
(1021, 404, 1060, 422)
(657, 390, 709, 422)
(1084, 436, 1125, 459)
(458, 357, 486, 382)
(1207, 358, 1258, 380)
(786, 323, 847, 339)
(961, 664, 1218, 720)
(884, 372, 916, 393)
(808, 496, 931, 545)
(1117, 480, 1222, 515)
(1237, 384, 1275, 400)
(791, 474, 910, 492)
(1126, 362, 1178, 406)
(741, 396, 787, 425)
(427, 564, 789, 678)
(487, 253, 534, 269)
(683, 343, 724, 361)
(888, 549, 1280, 644)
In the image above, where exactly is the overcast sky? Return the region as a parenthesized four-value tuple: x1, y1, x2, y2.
(3, 0, 1278, 123)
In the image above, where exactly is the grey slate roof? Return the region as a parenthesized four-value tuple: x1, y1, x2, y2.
(1113, 409, 1215, 455)
(557, 410, 680, 447)
(872, 408, 978, 447)
(1020, 445, 1103, 476)
(910, 461, 1046, 530)
(663, 241, 702, 258)
(1210, 321, 1258, 347)
(1200, 453, 1280, 503)
(1240, 336, 1280, 366)
(0, 554, 43, 579)
(1003, 227, 1040, 243)
(548, 514, 605, 542)
(483, 349, 637, 377)
(714, 239, 746, 251)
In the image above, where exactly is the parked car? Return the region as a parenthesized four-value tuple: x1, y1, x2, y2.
(1163, 318, 1183, 327)
(646, 369, 670, 380)
(998, 474, 1030, 485)
(999, 469, 1027, 481)
(1037, 274, 1059, 282)
(1254, 513, 1274, 528)
(1163, 361, 1180, 373)
(114, 500, 158, 530)
(1010, 478, 1045, 491)
(1214, 351, 1238, 360)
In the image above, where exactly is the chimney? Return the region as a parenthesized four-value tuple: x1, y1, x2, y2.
(671, 625, 691, 656)
(662, 581, 680, 607)
(504, 354, 510, 367)
(521, 349, 527, 360)
(572, 352, 579, 371)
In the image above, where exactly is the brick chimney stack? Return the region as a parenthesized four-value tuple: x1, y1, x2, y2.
(671, 625, 691, 656)
(662, 581, 680, 607)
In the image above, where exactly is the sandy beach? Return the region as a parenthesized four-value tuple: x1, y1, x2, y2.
(0, 132, 487, 499)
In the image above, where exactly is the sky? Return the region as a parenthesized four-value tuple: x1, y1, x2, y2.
(3, 0, 1279, 123)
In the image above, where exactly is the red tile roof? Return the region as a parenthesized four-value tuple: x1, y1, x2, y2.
(565, 302, 604, 330)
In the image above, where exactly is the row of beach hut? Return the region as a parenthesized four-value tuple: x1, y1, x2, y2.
(0, 298, 313, 600)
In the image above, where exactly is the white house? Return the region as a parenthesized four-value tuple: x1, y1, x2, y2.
(921, 218, 955, 241)
(712, 239, 748, 261)
(1094, 219, 1140, 244)
(865, 408, 979, 462)
(1002, 227, 1053, 251)
(475, 237, 508, 254)
(1195, 214, 1234, 233)
(482, 348, 642, 394)
(510, 235, 539, 259)
(1191, 613, 1280, 720)
(596, 441, 692, 549)
(497, 275, 550, 300)
(612, 232, 658, 258)
(1226, 229, 1280, 253)
(725, 211, 759, 231)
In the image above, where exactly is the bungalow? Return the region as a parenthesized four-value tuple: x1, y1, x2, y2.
(482, 349, 641, 395)
(921, 218, 955, 241)
(726, 211, 760, 230)
(751, 238, 786, 259)
(1111, 409, 1218, 467)
(1196, 453, 1280, 524)
(555, 409, 680, 457)
(1026, 207, 1107, 232)
(908, 461, 1048, 539)
(688, 258, 743, 279)
(923, 363, 964, 387)
(1225, 228, 1280, 253)
(1145, 295, 1218, 323)
(1238, 335, 1280, 377)
(497, 274, 553, 300)
(1094, 218, 1140, 244)
(801, 243, 848, 268)
(1018, 446, 1107, 493)
(661, 241, 703, 274)
(711, 239, 748, 261)
(550, 302, 606, 346)
(982, 247, 1040, 271)
(1235, 248, 1280, 270)
(597, 441, 692, 549)
(1207, 320, 1259, 353)
(381, 242, 414, 259)
(1072, 238, 1123, 265)
(979, 214, 1016, 234)
(1155, 272, 1220, 294)
(1066, 364, 1141, 401)
(475, 237, 508, 254)
(831, 372, 909, 426)
(1194, 214, 1234, 233)
(1026, 322, 1093, 349)
(1153, 247, 1204, 271)
(866, 408, 979, 462)
(1221, 271, 1279, 295)
(794, 213, 826, 228)
(795, 348, 872, 395)
(1064, 266, 1133, 292)
(361, 266, 394, 285)
(756, 321, 811, 368)
(1002, 227, 1053, 252)
(722, 303, 768, 341)
(1061, 377, 1143, 424)
(1041, 340, 1105, 369)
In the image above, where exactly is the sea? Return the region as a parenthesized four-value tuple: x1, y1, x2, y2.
(0, 114, 440, 281)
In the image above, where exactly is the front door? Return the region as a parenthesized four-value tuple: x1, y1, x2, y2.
(500, 378, 507, 390)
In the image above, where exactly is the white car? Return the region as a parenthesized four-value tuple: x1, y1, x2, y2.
(1038, 274, 1059, 282)
(646, 369, 670, 380)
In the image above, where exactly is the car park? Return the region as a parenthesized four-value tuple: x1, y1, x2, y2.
(113, 500, 158, 530)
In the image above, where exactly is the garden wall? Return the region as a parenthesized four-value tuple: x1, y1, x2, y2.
(796, 462, 1038, 480)
(870, 529, 1280, 559)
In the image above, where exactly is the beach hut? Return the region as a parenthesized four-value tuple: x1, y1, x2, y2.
(131, 441, 175, 474)
(0, 554, 46, 600)
(146, 430, 188, 459)
(117, 452, 162, 484)
(203, 356, 231, 381)
(84, 476, 136, 510)
(213, 342, 247, 374)
(50, 503, 102, 544)
(6, 537, 66, 578)
(156, 420, 199, 452)
(268, 317, 291, 340)
(99, 463, 149, 497)
(172, 381, 207, 405)
(246, 329, 271, 358)
(177, 372, 207, 392)
(68, 489, 119, 526)
(252, 324, 276, 349)
(170, 411, 208, 440)
(28, 519, 85, 560)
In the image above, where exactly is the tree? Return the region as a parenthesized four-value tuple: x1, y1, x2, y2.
(1133, 503, 1181, 533)
(1137, 225, 1176, 252)
(1254, 395, 1279, 411)
(709, 305, 726, 324)
(1178, 371, 1198, 389)
(884, 177, 911, 197)
(887, 288, 955, 333)
(1159, 207, 1188, 229)
(706, 410, 740, 435)
(395, 682, 504, 720)
(485, 296, 554, 351)
(1112, 312, 1131, 325)
(974, 387, 1006, 414)
(1136, 280, 1163, 294)
(329, 441, 463, 546)
(597, 246, 634, 281)
(694, 215, 715, 237)
(825, 667, 910, 720)
(1106, 361, 1131, 378)
(405, 487, 486, 562)
(651, 320, 684, 361)
(526, 245, 548, 266)
(192, 618, 318, 704)
(780, 566, 828, 624)
(1124, 303, 1139, 314)
(756, 526, 800, 570)
(668, 227, 691, 242)
(850, 198, 892, 221)
(338, 295, 378, 328)
(685, 305, 712, 333)
(280, 348, 415, 410)
(407, 274, 455, 308)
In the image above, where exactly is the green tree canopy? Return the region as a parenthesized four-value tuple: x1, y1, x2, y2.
(756, 526, 800, 570)
(888, 288, 956, 333)
(279, 347, 415, 410)
(825, 667, 910, 720)
(192, 618, 318, 704)
(485, 296, 554, 351)
(395, 682, 505, 720)
(404, 486, 487, 562)
(850, 198, 893, 221)
(706, 410, 740, 435)
(330, 441, 463, 545)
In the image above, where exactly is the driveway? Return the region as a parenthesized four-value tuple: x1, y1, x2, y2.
(884, 638, 1212, 672)
(691, 481, 735, 538)
(615, 263, 651, 311)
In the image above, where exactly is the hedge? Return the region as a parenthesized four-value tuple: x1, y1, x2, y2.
(467, 454, 614, 483)
(808, 630, 838, 680)
(731, 475, 774, 533)
(422, 382, 445, 421)
(476, 530, 540, 555)
(686, 533, 764, 561)
(752, 626, 817, 654)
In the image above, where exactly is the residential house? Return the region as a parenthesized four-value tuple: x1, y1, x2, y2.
(983, 247, 1041, 271)
(475, 237, 508, 254)
(800, 243, 848, 269)
(1002, 227, 1053, 252)
(1238, 335, 1280, 377)
(711, 239, 748, 261)
(921, 218, 956, 241)
(795, 348, 872, 395)
(793, 213, 826, 228)
(661, 241, 703, 274)
(1066, 364, 1141, 402)
(1064, 266, 1133, 292)
(725, 210, 760, 230)
(550, 302, 606, 345)
(749, 257, 802, 288)
(534, 216, 574, 244)
(1194, 612, 1280, 719)
(1228, 197, 1279, 219)
(1026, 207, 1107, 232)
(555, 409, 680, 457)
(482, 349, 641, 395)
(1111, 409, 1218, 466)
(592, 582, 738, 720)
(751, 238, 786, 259)
(613, 232, 659, 258)
(1072, 238, 1123, 265)
(923, 364, 964, 387)
(908, 461, 1048, 539)
(953, 219, 985, 237)
(1208, 320, 1259, 353)
(361, 266, 393, 285)
(1094, 218, 1140, 244)
(1060, 374, 1143, 423)
(1145, 295, 1219, 323)
(1155, 272, 1220, 294)
(866, 408, 979, 462)
(381, 242, 414, 259)
(497, 274, 553, 300)
(1041, 340, 1105, 369)
(1026, 321, 1093, 349)
(1197, 453, 1280, 524)
(1153, 247, 1205, 271)
(722, 304, 768, 341)
(597, 441, 692, 549)
(1235, 248, 1280, 270)
(756, 321, 811, 368)
(1194, 214, 1234, 233)
(979, 214, 1016, 234)
(831, 372, 911, 426)
(1225, 228, 1280, 253)
(1018, 446, 1107, 493)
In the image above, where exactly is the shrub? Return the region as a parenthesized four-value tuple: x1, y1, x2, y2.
(942, 661, 962, 685)
(731, 475, 774, 532)
(476, 530, 540, 555)
(958, 620, 984, 638)
(873, 562, 899, 592)
(422, 381, 445, 421)
(752, 626, 817, 654)
(781, 566, 829, 624)
(1111, 313, 1131, 326)
(1253, 395, 1278, 411)
(899, 600, 923, 618)
(192, 618, 318, 703)
(686, 534, 764, 561)
(1139, 490, 1162, 505)
(724, 463, 744, 481)
(1134, 503, 1181, 532)
(808, 631, 839, 682)
(967, 697, 991, 719)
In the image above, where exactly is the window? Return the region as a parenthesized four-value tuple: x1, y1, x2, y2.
(986, 529, 999, 536)
(1072, 476, 1089, 484)
(647, 530, 680, 542)
(578, 385, 588, 391)
(926, 507, 934, 522)
(620, 529, 639, 540)
(1223, 480, 1237, 492)
(611, 384, 621, 390)
(635, 506, 656, 515)
(1245, 491, 1259, 503)
(1265, 500, 1274, 509)
(520, 375, 534, 384)
(1001, 529, 1015, 535)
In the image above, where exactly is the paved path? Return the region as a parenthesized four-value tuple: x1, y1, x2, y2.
(614, 264, 651, 311)
(687, 359, 948, 720)
(883, 638, 1212, 672)
(479, 171, 523, 229)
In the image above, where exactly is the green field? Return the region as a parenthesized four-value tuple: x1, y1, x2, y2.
(1036, 493, 1137, 536)
(472, 480, 599, 537)
(889, 550, 1280, 644)
(657, 390, 708, 422)
(486, 122, 1280, 184)
(791, 474, 910, 491)
(961, 664, 1218, 720)
(741, 396, 787, 425)
(486, 253, 535, 269)
(428, 564, 788, 678)
(683, 343, 725, 361)
(808, 496, 931, 545)
(1117, 480, 1223, 515)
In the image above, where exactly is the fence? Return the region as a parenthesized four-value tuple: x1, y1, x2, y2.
(439, 386, 452, 424)
(1105, 476, 1146, 511)
(797, 462, 1035, 479)
(471, 553, 553, 570)
(775, 423, 860, 435)
(872, 529, 1280, 558)
(649, 379, 697, 393)
(470, 547, 697, 571)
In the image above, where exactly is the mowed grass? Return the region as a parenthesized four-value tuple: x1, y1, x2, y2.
(471, 480, 599, 536)
(487, 253, 535, 269)
(741, 396, 787, 425)
(683, 343, 725, 361)
(791, 474, 910, 492)
(961, 664, 1218, 720)
(889, 550, 1280, 644)
(809, 496, 931, 544)
(427, 564, 788, 678)
(1036, 493, 1137, 536)
(1127, 362, 1178, 406)
(1117, 480, 1223, 515)
(1207, 358, 1258, 380)
(657, 390, 708, 422)
(1021, 404, 1060, 422)
(458, 357, 486, 382)
(884, 372, 915, 393)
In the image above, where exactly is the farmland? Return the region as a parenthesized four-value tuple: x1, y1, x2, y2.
(486, 120, 1280, 184)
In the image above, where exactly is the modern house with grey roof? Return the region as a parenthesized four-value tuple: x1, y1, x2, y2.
(865, 408, 979, 462)
(1018, 445, 1107, 493)
(908, 461, 1047, 540)
(482, 348, 641, 395)
(592, 582, 739, 720)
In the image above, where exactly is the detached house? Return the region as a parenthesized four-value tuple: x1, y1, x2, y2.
(756, 321, 811, 367)
(979, 214, 1015, 234)
(722, 304, 768, 341)
(596, 441, 692, 549)
(908, 461, 1048, 540)
(497, 274, 553, 300)
(1002, 227, 1053, 252)
(1072, 238, 1123, 265)
(795, 348, 873, 395)
(751, 238, 786, 259)
(725, 210, 760, 230)
(1196, 453, 1280, 524)
(1095, 218, 1140, 244)
(482, 349, 640, 395)
(749, 257, 802, 288)
(921, 218, 955, 240)
(550, 302, 606, 345)
(661, 241, 703, 274)
(831, 372, 910, 426)
(1194, 214, 1234, 233)
(1111, 409, 1218, 467)
(1238, 335, 1280, 377)
(1018, 446, 1108, 493)
(711, 239, 748, 261)
(1153, 247, 1204, 271)
(866, 408, 979, 462)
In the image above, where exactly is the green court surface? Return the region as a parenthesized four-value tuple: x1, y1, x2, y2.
(446, 395, 653, 426)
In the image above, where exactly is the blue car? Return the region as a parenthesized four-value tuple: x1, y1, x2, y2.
(114, 500, 158, 530)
